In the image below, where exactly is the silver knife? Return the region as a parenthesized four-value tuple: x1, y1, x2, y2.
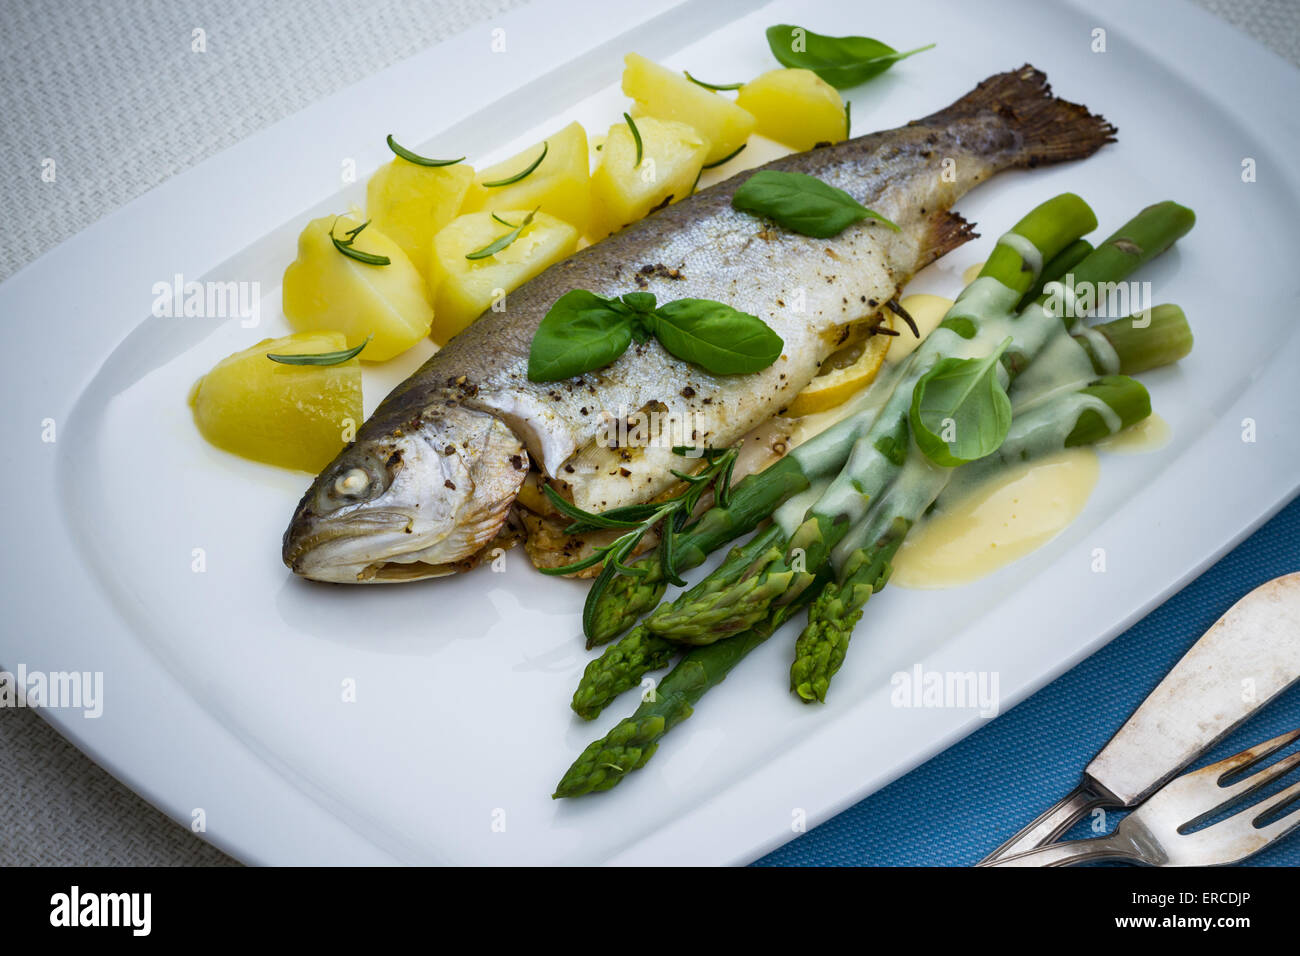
(979, 571, 1300, 864)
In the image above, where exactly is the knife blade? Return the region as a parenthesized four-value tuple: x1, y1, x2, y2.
(979, 571, 1300, 864)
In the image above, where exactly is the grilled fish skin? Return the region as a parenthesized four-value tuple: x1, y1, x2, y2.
(284, 65, 1115, 582)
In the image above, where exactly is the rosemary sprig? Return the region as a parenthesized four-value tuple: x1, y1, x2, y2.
(386, 134, 464, 167)
(623, 113, 643, 167)
(683, 71, 743, 91)
(268, 335, 370, 365)
(844, 100, 852, 139)
(482, 142, 548, 187)
(466, 207, 538, 260)
(330, 219, 390, 266)
(537, 446, 739, 636)
(702, 142, 746, 170)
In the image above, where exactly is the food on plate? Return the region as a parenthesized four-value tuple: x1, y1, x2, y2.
(365, 148, 475, 286)
(587, 115, 710, 238)
(190, 331, 363, 472)
(281, 65, 1118, 584)
(429, 209, 579, 344)
(785, 318, 893, 417)
(558, 197, 1196, 794)
(621, 52, 756, 165)
(640, 199, 1193, 646)
(764, 24, 934, 88)
(282, 215, 433, 362)
(460, 121, 591, 234)
(735, 68, 847, 151)
(555, 377, 1155, 796)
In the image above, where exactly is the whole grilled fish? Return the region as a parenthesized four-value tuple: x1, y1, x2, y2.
(284, 65, 1114, 582)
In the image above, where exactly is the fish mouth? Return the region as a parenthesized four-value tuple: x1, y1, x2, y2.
(282, 510, 419, 580)
(285, 513, 501, 583)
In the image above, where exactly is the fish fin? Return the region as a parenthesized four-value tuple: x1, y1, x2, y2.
(919, 210, 979, 270)
(927, 64, 1117, 166)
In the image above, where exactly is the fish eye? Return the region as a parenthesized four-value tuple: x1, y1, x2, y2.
(333, 467, 370, 498)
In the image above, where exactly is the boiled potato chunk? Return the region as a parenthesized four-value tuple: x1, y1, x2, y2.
(190, 331, 362, 473)
(622, 52, 755, 165)
(366, 158, 474, 286)
(460, 122, 590, 233)
(736, 69, 847, 151)
(588, 117, 708, 238)
(430, 210, 578, 343)
(282, 215, 432, 362)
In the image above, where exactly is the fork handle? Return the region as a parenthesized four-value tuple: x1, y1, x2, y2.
(983, 833, 1143, 867)
(977, 782, 1111, 865)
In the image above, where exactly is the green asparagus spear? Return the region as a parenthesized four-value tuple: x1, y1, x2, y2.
(570, 624, 677, 721)
(571, 524, 785, 718)
(1082, 304, 1193, 374)
(554, 585, 822, 798)
(1018, 238, 1093, 310)
(793, 374, 1157, 703)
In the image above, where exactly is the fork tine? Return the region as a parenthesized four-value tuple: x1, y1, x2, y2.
(1200, 727, 1300, 787)
(1214, 749, 1300, 803)
(1252, 781, 1300, 841)
(1206, 779, 1300, 848)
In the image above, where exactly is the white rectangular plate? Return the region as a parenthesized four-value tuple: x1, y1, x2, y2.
(3, 0, 1298, 865)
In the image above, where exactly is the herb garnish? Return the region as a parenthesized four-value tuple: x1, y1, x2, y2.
(267, 335, 370, 366)
(466, 207, 538, 260)
(844, 100, 852, 139)
(539, 445, 740, 633)
(909, 337, 1014, 466)
(527, 290, 783, 382)
(330, 219, 391, 265)
(482, 142, 548, 187)
(702, 142, 747, 169)
(683, 71, 744, 91)
(731, 170, 898, 238)
(765, 25, 934, 88)
(623, 113, 644, 167)
(385, 134, 464, 167)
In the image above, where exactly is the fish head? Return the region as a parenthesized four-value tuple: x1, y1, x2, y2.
(282, 402, 528, 582)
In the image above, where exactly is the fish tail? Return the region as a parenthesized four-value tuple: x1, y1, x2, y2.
(925, 63, 1118, 167)
(919, 210, 980, 270)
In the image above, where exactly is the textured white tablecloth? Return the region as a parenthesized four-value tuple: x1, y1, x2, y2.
(0, 0, 1296, 866)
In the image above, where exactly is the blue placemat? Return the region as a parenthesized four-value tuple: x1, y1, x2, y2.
(756, 494, 1300, 866)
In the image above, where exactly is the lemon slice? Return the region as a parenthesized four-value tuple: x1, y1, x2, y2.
(787, 317, 894, 417)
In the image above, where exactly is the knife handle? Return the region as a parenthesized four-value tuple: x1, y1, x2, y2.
(976, 782, 1111, 865)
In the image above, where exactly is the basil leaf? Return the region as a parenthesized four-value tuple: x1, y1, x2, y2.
(651, 299, 783, 375)
(765, 24, 934, 88)
(909, 338, 1013, 466)
(731, 170, 899, 239)
(620, 292, 657, 314)
(527, 290, 632, 382)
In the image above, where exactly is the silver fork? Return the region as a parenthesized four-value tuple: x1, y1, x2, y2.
(987, 728, 1300, 866)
